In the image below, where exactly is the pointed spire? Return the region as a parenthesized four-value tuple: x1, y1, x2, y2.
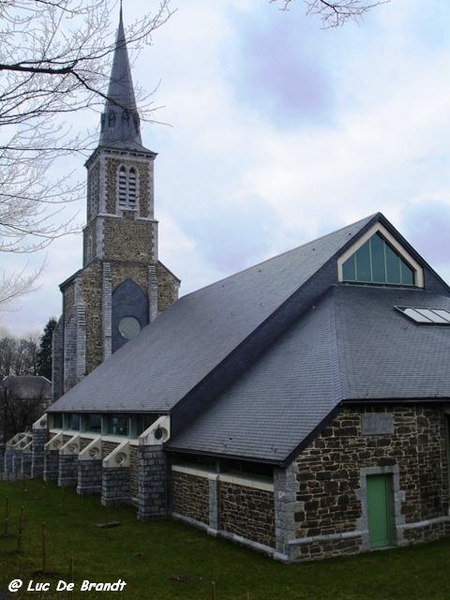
(99, 5, 143, 149)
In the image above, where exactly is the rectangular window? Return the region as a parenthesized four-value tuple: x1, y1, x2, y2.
(68, 414, 80, 431)
(108, 415, 129, 436)
(342, 254, 356, 281)
(356, 240, 371, 282)
(370, 233, 385, 283)
(385, 243, 401, 284)
(136, 415, 159, 436)
(221, 458, 273, 480)
(52, 414, 63, 428)
(86, 414, 102, 433)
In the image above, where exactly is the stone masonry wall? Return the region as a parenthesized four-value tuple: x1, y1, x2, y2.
(44, 450, 59, 482)
(171, 472, 210, 525)
(101, 467, 130, 506)
(32, 428, 48, 479)
(157, 263, 179, 312)
(82, 220, 97, 265)
(80, 261, 102, 374)
(129, 446, 138, 503)
(21, 451, 32, 477)
(103, 217, 155, 264)
(219, 482, 275, 548)
(58, 454, 78, 487)
(0, 444, 5, 472)
(111, 264, 149, 296)
(78, 460, 102, 495)
(105, 157, 152, 219)
(63, 282, 75, 326)
(102, 441, 119, 456)
(290, 405, 449, 561)
(137, 446, 167, 520)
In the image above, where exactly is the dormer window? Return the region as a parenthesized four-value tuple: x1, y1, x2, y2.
(337, 223, 424, 287)
(117, 164, 139, 210)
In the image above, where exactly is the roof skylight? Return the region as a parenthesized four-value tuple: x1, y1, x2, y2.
(396, 306, 450, 325)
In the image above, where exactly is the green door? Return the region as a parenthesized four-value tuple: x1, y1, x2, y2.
(367, 475, 392, 548)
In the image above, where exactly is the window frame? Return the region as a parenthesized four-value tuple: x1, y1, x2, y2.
(116, 164, 139, 211)
(337, 223, 423, 288)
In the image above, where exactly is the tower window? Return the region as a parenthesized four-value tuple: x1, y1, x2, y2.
(117, 164, 139, 210)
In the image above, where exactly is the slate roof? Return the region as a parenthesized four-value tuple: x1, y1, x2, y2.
(2, 376, 52, 401)
(169, 285, 450, 464)
(49, 211, 450, 465)
(48, 214, 375, 414)
(98, 8, 147, 151)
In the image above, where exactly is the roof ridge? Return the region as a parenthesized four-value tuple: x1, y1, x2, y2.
(182, 212, 379, 299)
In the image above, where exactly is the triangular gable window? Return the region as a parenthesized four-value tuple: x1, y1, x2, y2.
(341, 232, 415, 286)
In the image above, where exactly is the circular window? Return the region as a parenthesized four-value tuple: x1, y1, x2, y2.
(154, 427, 163, 441)
(118, 316, 141, 340)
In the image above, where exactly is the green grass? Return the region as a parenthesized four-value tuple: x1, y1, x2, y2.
(0, 480, 449, 599)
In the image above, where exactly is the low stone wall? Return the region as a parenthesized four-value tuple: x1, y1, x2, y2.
(129, 446, 139, 504)
(80, 437, 93, 450)
(402, 518, 450, 545)
(292, 533, 362, 562)
(172, 471, 209, 525)
(21, 452, 32, 477)
(137, 446, 167, 520)
(102, 441, 119, 456)
(4, 446, 14, 473)
(171, 466, 276, 552)
(219, 481, 275, 548)
(32, 428, 48, 478)
(101, 467, 130, 506)
(58, 454, 78, 487)
(44, 450, 59, 482)
(78, 459, 102, 495)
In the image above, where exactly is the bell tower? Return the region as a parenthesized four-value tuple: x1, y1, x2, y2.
(52, 9, 180, 400)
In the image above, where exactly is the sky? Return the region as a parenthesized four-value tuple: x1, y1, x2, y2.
(3, 0, 450, 336)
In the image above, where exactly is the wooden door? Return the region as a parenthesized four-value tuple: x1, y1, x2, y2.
(367, 475, 393, 548)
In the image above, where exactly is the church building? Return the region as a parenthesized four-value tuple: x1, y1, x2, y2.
(4, 11, 450, 563)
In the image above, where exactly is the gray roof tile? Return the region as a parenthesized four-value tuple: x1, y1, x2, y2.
(49, 214, 375, 414)
(50, 212, 450, 465)
(169, 285, 450, 463)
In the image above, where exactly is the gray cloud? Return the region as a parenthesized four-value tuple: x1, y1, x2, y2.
(224, 9, 334, 127)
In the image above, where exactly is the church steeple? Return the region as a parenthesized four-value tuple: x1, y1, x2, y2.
(100, 6, 143, 149)
(53, 2, 179, 402)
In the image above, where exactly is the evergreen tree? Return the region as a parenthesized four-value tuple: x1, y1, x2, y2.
(36, 317, 57, 381)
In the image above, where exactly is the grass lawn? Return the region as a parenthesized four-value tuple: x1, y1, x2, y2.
(0, 480, 449, 600)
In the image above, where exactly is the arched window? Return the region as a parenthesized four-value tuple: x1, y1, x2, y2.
(117, 164, 139, 210)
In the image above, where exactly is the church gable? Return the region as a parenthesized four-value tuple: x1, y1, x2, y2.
(337, 221, 424, 287)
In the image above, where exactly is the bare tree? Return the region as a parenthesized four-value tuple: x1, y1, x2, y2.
(0, 0, 173, 305)
(0, 333, 39, 377)
(271, 0, 389, 27)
